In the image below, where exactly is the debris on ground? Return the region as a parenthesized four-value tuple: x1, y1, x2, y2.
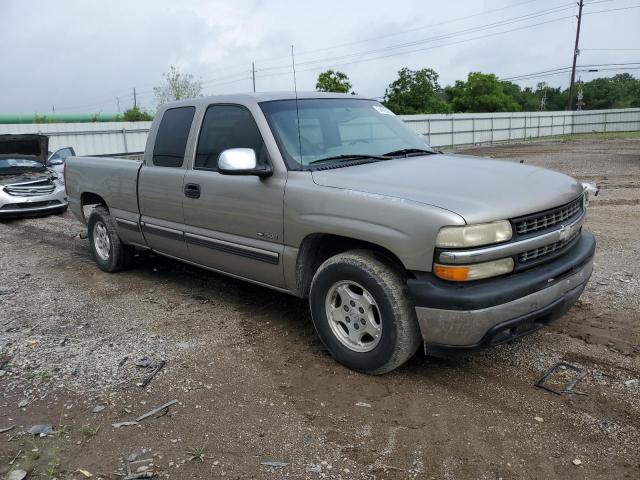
(355, 401, 372, 408)
(0, 424, 16, 433)
(623, 379, 639, 387)
(92, 405, 106, 413)
(76, 468, 93, 477)
(137, 360, 166, 388)
(261, 461, 289, 468)
(572, 458, 583, 466)
(534, 417, 544, 423)
(534, 362, 587, 395)
(28, 424, 54, 436)
(7, 469, 27, 480)
(17, 399, 28, 408)
(112, 421, 138, 428)
(136, 399, 178, 422)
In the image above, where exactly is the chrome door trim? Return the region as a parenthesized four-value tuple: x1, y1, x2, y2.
(184, 232, 279, 265)
(438, 212, 585, 265)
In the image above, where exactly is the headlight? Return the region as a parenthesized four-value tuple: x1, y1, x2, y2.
(436, 220, 512, 248)
(434, 258, 514, 281)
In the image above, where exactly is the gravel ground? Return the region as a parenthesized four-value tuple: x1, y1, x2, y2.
(1, 137, 639, 479)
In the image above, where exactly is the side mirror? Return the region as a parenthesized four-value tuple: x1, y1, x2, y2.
(218, 148, 272, 177)
(48, 158, 64, 166)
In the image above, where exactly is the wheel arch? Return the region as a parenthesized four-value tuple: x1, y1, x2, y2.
(80, 192, 107, 222)
(295, 233, 409, 298)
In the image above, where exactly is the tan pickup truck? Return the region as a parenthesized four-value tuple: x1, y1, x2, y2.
(65, 93, 596, 374)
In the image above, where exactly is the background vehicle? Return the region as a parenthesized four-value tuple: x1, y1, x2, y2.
(64, 93, 595, 374)
(47, 146, 76, 178)
(0, 134, 68, 218)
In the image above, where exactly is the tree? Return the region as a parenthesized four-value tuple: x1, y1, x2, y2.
(153, 66, 202, 106)
(316, 70, 352, 93)
(383, 68, 450, 114)
(445, 72, 521, 112)
(500, 81, 538, 111)
(580, 74, 640, 109)
(122, 105, 153, 121)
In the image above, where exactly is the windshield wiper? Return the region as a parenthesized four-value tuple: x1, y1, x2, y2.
(308, 154, 391, 165)
(382, 148, 440, 157)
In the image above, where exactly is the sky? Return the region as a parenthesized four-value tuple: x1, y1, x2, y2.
(1, 0, 639, 113)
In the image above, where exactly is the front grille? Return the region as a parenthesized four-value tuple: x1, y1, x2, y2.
(0, 200, 61, 210)
(4, 179, 55, 196)
(514, 197, 583, 236)
(518, 230, 581, 264)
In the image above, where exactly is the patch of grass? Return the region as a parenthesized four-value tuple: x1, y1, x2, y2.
(47, 458, 60, 479)
(80, 424, 100, 438)
(186, 445, 206, 462)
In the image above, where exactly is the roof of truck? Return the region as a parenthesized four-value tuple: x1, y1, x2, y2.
(161, 91, 373, 109)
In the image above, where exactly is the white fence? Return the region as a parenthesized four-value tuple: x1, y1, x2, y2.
(400, 108, 640, 147)
(0, 121, 151, 155)
(0, 108, 638, 155)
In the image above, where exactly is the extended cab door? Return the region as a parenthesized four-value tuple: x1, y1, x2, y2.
(138, 106, 196, 259)
(182, 103, 286, 287)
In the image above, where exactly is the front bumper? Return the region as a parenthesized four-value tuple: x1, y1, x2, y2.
(409, 232, 595, 353)
(0, 188, 68, 218)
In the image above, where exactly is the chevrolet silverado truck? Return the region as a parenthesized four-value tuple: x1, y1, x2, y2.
(0, 134, 68, 218)
(65, 93, 596, 374)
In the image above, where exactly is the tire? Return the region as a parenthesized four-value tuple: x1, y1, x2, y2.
(87, 206, 133, 272)
(309, 250, 421, 374)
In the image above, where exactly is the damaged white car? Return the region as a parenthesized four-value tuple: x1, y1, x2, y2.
(0, 134, 68, 218)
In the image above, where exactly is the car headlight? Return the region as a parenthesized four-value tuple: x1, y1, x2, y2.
(434, 258, 514, 281)
(435, 220, 512, 248)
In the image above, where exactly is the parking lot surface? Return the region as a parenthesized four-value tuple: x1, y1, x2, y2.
(1, 137, 639, 479)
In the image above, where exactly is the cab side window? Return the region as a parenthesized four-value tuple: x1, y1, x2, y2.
(195, 105, 267, 171)
(152, 106, 195, 167)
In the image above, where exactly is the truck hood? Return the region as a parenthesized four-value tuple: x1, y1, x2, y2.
(311, 153, 584, 224)
(0, 134, 49, 164)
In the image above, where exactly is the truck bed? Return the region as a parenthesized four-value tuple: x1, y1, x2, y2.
(65, 156, 143, 224)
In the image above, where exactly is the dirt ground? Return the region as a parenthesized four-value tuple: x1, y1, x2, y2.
(1, 137, 639, 480)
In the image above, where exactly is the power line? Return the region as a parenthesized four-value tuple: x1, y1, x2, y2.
(257, 3, 579, 74)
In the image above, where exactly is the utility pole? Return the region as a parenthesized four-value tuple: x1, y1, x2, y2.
(252, 62, 256, 93)
(567, 0, 584, 110)
(116, 97, 121, 112)
(133, 88, 137, 109)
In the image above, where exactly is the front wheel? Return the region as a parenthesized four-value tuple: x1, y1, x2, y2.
(309, 250, 421, 374)
(87, 206, 133, 272)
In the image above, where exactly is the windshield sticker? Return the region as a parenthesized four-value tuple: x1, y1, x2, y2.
(373, 105, 395, 116)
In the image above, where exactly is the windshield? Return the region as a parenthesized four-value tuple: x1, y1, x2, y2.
(260, 98, 435, 169)
(0, 158, 46, 174)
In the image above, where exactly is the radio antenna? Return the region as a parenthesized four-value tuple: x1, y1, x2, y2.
(291, 44, 302, 164)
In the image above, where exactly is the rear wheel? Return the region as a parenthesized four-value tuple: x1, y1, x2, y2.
(87, 206, 133, 272)
(309, 250, 421, 374)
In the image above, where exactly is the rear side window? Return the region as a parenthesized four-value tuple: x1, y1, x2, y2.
(195, 105, 266, 170)
(152, 106, 195, 167)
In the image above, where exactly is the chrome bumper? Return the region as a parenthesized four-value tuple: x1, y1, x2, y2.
(416, 258, 593, 347)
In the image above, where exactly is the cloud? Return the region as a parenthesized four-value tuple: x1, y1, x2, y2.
(0, 0, 637, 112)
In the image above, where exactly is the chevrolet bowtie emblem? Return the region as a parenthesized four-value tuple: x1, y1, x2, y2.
(558, 224, 571, 242)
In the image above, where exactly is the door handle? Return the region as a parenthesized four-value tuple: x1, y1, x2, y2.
(184, 183, 201, 199)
